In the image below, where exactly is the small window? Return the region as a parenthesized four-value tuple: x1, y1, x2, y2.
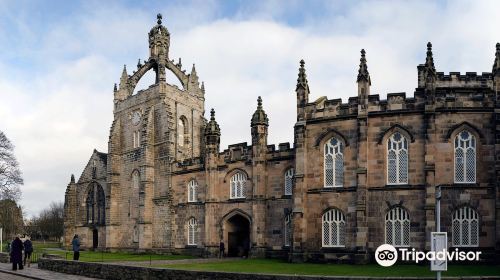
(187, 218, 198, 246)
(452, 206, 479, 247)
(387, 132, 408, 185)
(284, 214, 292, 247)
(322, 208, 346, 247)
(230, 172, 246, 199)
(284, 168, 294, 195)
(324, 138, 344, 188)
(133, 131, 140, 148)
(454, 130, 476, 183)
(188, 180, 198, 202)
(385, 207, 410, 247)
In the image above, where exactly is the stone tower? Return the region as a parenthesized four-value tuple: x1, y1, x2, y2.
(106, 14, 206, 250)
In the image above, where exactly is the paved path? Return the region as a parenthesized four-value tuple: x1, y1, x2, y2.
(0, 262, 98, 280)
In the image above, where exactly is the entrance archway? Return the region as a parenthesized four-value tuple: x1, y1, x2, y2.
(224, 214, 250, 257)
(92, 229, 98, 249)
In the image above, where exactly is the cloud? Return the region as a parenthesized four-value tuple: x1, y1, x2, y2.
(0, 0, 498, 217)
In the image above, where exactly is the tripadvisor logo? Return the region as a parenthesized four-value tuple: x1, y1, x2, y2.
(375, 244, 482, 267)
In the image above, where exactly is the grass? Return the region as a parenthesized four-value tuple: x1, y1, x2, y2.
(45, 250, 195, 262)
(158, 258, 500, 277)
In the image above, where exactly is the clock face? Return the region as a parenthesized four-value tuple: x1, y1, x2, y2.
(132, 111, 141, 125)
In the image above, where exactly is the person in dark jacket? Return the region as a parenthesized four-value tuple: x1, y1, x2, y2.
(23, 237, 33, 267)
(219, 240, 225, 258)
(10, 236, 23, 270)
(72, 235, 80, 261)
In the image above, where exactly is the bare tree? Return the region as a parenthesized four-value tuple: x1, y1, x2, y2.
(0, 131, 23, 201)
(30, 201, 64, 241)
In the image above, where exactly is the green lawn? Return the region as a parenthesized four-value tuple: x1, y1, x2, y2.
(45, 250, 195, 262)
(159, 259, 500, 277)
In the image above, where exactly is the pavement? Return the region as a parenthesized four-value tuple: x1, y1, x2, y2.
(0, 262, 98, 280)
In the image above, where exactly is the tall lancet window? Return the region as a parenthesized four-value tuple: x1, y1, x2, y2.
(187, 218, 198, 246)
(178, 118, 185, 148)
(86, 188, 94, 224)
(387, 132, 408, 185)
(324, 138, 344, 188)
(284, 168, 294, 195)
(454, 130, 476, 183)
(188, 180, 198, 202)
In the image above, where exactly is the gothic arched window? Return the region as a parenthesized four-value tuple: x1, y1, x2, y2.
(324, 138, 344, 188)
(230, 172, 246, 199)
(187, 218, 198, 246)
(452, 206, 479, 247)
(387, 132, 408, 185)
(284, 168, 294, 195)
(188, 180, 198, 202)
(454, 130, 476, 183)
(86, 184, 105, 225)
(322, 208, 346, 247)
(385, 207, 410, 247)
(284, 214, 292, 247)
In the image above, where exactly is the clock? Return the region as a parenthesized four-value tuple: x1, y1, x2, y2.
(131, 111, 141, 125)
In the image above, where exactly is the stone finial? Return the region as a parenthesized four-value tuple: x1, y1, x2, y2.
(70, 174, 75, 184)
(157, 13, 162, 25)
(177, 57, 182, 68)
(493, 42, 500, 75)
(113, 83, 117, 92)
(251, 96, 269, 127)
(201, 81, 205, 93)
(191, 64, 197, 75)
(296, 59, 309, 91)
(137, 59, 142, 68)
(205, 108, 221, 137)
(425, 42, 436, 72)
(357, 49, 371, 84)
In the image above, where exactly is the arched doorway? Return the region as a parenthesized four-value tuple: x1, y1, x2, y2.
(92, 229, 98, 249)
(225, 214, 250, 257)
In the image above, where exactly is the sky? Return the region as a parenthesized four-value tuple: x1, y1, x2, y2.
(0, 0, 499, 218)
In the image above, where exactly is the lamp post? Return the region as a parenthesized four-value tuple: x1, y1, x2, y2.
(436, 186, 442, 280)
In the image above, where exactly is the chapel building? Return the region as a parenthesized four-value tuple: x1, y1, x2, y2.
(63, 15, 500, 263)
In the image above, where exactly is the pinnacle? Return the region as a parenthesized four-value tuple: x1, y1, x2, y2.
(210, 108, 215, 120)
(296, 59, 308, 91)
(357, 48, 370, 84)
(157, 13, 162, 25)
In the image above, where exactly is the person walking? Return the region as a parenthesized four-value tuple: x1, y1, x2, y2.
(10, 235, 23, 270)
(219, 240, 225, 258)
(23, 237, 33, 267)
(72, 235, 80, 261)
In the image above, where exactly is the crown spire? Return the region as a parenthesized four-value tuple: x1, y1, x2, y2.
(357, 49, 371, 84)
(296, 59, 309, 91)
(493, 42, 500, 75)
